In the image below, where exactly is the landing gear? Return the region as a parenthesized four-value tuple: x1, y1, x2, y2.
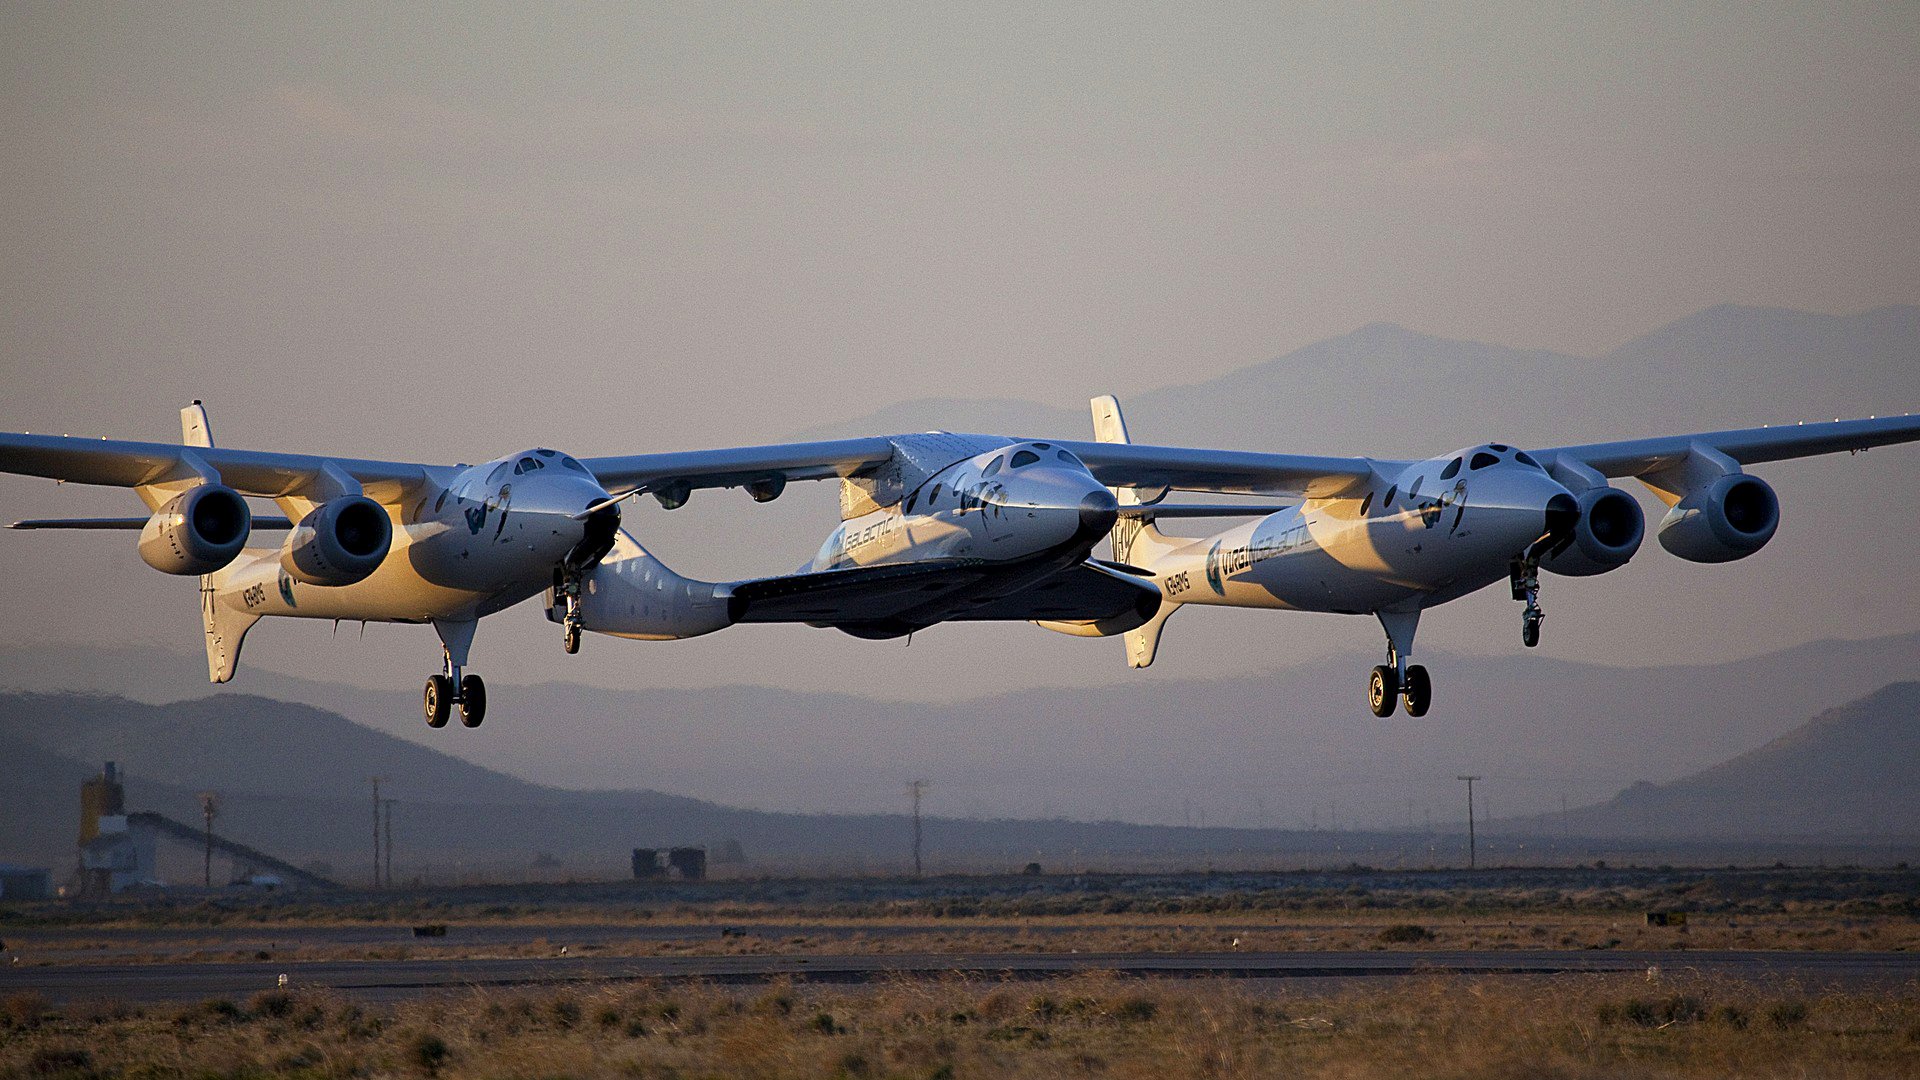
(424, 618, 486, 730)
(1369, 665, 1399, 717)
(1511, 558, 1544, 648)
(558, 574, 584, 654)
(459, 674, 487, 728)
(424, 675, 452, 728)
(1370, 610, 1429, 717)
(1401, 665, 1432, 717)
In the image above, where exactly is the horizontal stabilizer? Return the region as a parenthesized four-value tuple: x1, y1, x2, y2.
(10, 516, 293, 530)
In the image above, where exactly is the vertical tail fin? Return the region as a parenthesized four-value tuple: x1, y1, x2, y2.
(1089, 395, 1182, 668)
(179, 399, 259, 682)
(181, 400, 213, 448)
(1088, 395, 1178, 565)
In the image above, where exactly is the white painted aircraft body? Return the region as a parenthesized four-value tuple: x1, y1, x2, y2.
(5, 397, 1919, 721)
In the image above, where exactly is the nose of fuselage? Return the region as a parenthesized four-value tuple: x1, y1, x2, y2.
(1004, 466, 1116, 550)
(1469, 468, 1577, 552)
(514, 475, 622, 563)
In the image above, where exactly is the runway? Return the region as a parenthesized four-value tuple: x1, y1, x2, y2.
(8, 950, 1917, 1005)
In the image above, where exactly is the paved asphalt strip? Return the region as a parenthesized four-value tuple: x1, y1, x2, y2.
(7, 950, 1918, 1004)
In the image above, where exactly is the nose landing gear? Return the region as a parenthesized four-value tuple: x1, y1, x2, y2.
(1510, 557, 1544, 648)
(424, 619, 487, 729)
(558, 573, 584, 654)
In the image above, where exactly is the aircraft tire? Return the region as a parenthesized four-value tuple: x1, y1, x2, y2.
(1368, 665, 1398, 718)
(424, 675, 452, 728)
(459, 674, 487, 728)
(1522, 613, 1542, 648)
(564, 625, 581, 654)
(1402, 665, 1432, 717)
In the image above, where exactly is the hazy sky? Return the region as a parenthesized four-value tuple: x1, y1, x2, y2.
(2, 3, 1917, 699)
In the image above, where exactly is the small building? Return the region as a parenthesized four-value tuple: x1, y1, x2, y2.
(631, 848, 665, 880)
(0, 863, 52, 901)
(632, 846, 706, 881)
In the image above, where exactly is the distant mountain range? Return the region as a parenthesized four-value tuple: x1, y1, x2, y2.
(2, 631, 1916, 831)
(3, 677, 1914, 886)
(1508, 682, 1920, 840)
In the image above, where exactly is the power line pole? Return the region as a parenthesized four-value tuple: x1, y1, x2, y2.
(907, 779, 930, 878)
(370, 777, 385, 888)
(198, 791, 220, 887)
(1458, 776, 1481, 870)
(383, 798, 396, 890)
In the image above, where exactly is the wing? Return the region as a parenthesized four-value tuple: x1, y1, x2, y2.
(727, 558, 1159, 629)
(1540, 414, 1920, 478)
(727, 559, 992, 627)
(582, 438, 897, 497)
(0, 432, 440, 504)
(946, 562, 1162, 623)
(1051, 440, 1378, 499)
(10, 516, 294, 530)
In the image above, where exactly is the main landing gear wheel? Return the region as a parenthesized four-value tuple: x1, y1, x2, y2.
(563, 624, 582, 655)
(424, 675, 452, 728)
(459, 674, 487, 728)
(1522, 611, 1543, 648)
(1402, 665, 1432, 717)
(1368, 665, 1399, 718)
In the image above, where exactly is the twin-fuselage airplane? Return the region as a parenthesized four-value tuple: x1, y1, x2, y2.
(4, 400, 1917, 721)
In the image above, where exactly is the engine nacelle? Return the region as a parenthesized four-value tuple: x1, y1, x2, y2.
(1541, 487, 1645, 577)
(280, 496, 393, 586)
(138, 485, 251, 575)
(1657, 473, 1779, 564)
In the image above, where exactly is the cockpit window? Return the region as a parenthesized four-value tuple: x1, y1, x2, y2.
(1470, 451, 1500, 470)
(514, 456, 544, 475)
(560, 456, 587, 472)
(1056, 449, 1079, 465)
(535, 448, 555, 458)
(1010, 450, 1040, 468)
(1033, 443, 1051, 450)
(1490, 444, 1510, 452)
(1440, 457, 1462, 480)
(488, 462, 511, 484)
(983, 456, 1004, 477)
(1514, 450, 1539, 468)
(1407, 477, 1423, 502)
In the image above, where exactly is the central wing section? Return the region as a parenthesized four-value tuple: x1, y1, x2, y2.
(1050, 439, 1377, 500)
(727, 559, 1160, 639)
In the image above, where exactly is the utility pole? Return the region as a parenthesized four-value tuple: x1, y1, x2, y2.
(370, 777, 385, 888)
(1458, 776, 1481, 870)
(383, 798, 396, 890)
(197, 791, 220, 887)
(907, 779, 930, 878)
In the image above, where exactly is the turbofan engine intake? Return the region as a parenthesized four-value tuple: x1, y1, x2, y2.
(1541, 486, 1645, 577)
(281, 496, 393, 585)
(138, 485, 251, 575)
(1657, 473, 1779, 563)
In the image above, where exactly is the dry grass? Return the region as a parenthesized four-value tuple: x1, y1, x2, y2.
(3, 973, 1918, 1079)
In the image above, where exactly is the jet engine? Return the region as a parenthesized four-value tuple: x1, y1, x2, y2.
(1541, 486, 1645, 577)
(280, 496, 393, 586)
(1657, 473, 1779, 563)
(138, 484, 251, 575)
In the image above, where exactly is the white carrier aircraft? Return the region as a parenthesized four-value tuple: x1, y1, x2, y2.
(1076, 396, 1920, 717)
(6, 402, 1917, 723)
